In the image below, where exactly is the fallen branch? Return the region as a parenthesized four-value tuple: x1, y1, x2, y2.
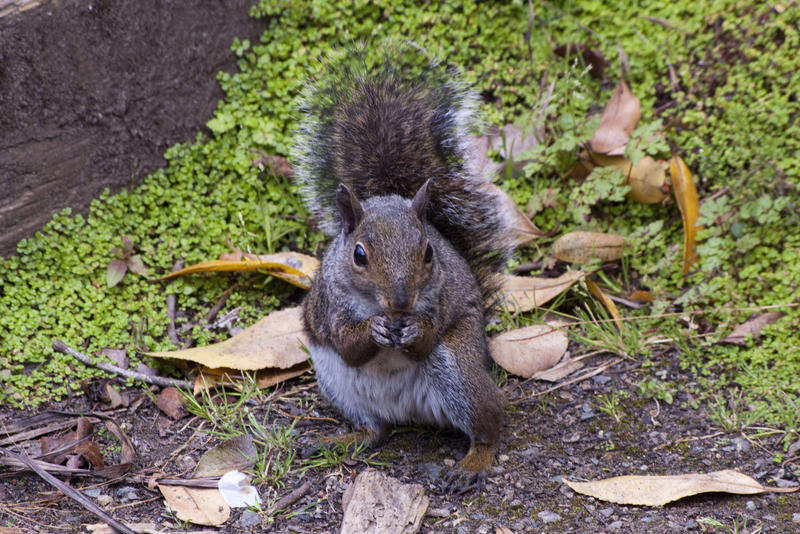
(267, 481, 313, 516)
(53, 340, 191, 390)
(0, 446, 137, 534)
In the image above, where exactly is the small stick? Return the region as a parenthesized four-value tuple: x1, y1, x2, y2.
(0, 446, 138, 534)
(266, 481, 313, 516)
(53, 340, 191, 389)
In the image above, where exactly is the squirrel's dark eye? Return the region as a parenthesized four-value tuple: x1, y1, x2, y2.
(353, 243, 367, 267)
(424, 242, 433, 264)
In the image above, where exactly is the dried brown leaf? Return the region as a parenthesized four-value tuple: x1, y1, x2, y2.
(147, 307, 310, 371)
(585, 279, 622, 329)
(628, 290, 654, 302)
(154, 252, 319, 290)
(490, 323, 569, 378)
(669, 155, 701, 274)
(553, 232, 626, 264)
(481, 182, 547, 245)
(531, 355, 584, 382)
(589, 80, 641, 155)
(564, 469, 798, 506)
(720, 312, 785, 345)
(158, 486, 230, 526)
(500, 271, 586, 313)
(156, 387, 188, 420)
(194, 434, 256, 478)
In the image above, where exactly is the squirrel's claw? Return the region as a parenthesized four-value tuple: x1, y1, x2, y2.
(396, 318, 422, 346)
(440, 464, 485, 495)
(369, 316, 395, 347)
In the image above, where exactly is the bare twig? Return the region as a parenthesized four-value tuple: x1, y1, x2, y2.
(0, 446, 137, 534)
(267, 481, 313, 516)
(53, 340, 191, 389)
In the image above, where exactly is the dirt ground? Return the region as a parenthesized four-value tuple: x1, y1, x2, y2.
(0, 0, 263, 257)
(1, 350, 798, 533)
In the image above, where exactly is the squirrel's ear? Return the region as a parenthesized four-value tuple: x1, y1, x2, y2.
(411, 179, 431, 222)
(336, 184, 364, 234)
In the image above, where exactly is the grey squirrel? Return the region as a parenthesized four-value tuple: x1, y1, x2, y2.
(294, 48, 514, 492)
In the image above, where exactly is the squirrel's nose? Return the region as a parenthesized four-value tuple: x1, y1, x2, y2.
(391, 287, 412, 312)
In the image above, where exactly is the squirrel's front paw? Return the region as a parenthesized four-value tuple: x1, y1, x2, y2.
(394, 316, 422, 347)
(370, 315, 395, 347)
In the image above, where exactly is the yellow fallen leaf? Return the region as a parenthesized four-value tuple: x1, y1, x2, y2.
(148, 307, 309, 371)
(553, 232, 626, 264)
(628, 290, 653, 302)
(500, 271, 586, 313)
(585, 153, 668, 204)
(192, 362, 311, 395)
(154, 252, 319, 289)
(564, 469, 798, 506)
(489, 323, 569, 378)
(669, 154, 701, 274)
(585, 279, 622, 329)
(589, 80, 641, 156)
(158, 486, 230, 525)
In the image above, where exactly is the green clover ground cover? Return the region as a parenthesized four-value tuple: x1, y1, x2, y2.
(1, 1, 797, 449)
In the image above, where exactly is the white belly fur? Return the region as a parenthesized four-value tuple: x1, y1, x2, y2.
(309, 343, 472, 434)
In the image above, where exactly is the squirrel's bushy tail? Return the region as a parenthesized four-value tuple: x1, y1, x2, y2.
(293, 45, 512, 306)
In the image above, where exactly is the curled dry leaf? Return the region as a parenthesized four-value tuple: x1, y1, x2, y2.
(500, 271, 586, 313)
(720, 312, 784, 345)
(154, 252, 319, 290)
(553, 232, 626, 264)
(589, 80, 641, 156)
(564, 469, 798, 507)
(147, 306, 310, 372)
(489, 323, 569, 378)
(669, 154, 701, 274)
(585, 279, 622, 330)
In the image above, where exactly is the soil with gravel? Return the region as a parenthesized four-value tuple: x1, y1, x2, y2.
(1, 351, 798, 533)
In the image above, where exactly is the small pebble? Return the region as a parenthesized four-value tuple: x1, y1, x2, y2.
(791, 512, 800, 523)
(592, 375, 611, 385)
(607, 520, 623, 530)
(238, 511, 261, 528)
(537, 510, 561, 523)
(599, 507, 614, 517)
(730, 436, 751, 452)
(745, 500, 757, 511)
(83, 488, 101, 498)
(427, 507, 450, 518)
(96, 494, 113, 507)
(683, 519, 698, 530)
(498, 453, 510, 463)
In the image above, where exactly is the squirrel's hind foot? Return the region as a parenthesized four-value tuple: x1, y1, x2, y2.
(440, 442, 495, 494)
